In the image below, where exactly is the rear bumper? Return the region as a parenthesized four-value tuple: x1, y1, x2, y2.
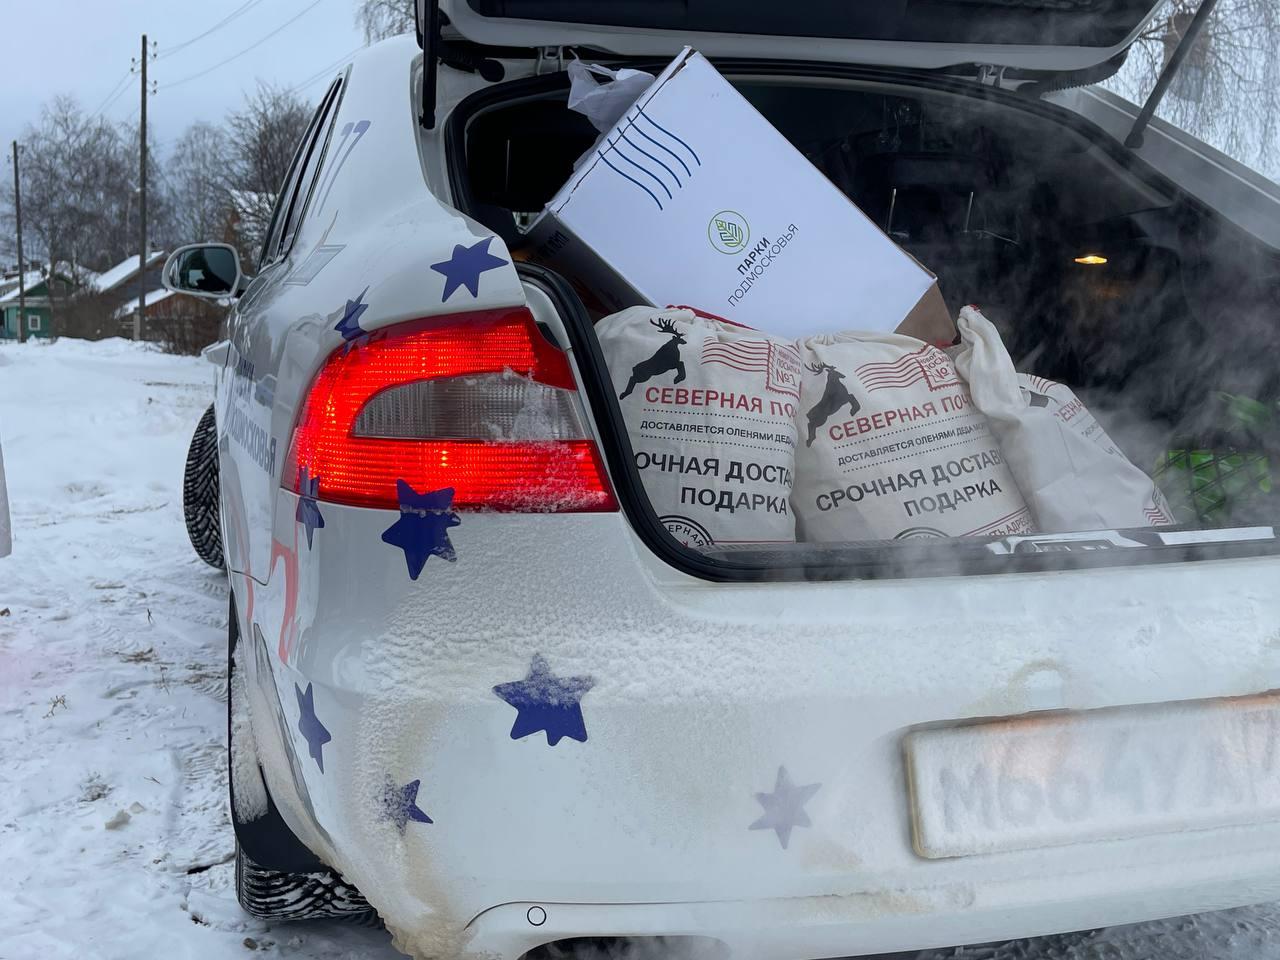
(466, 860, 1280, 960)
(236, 492, 1280, 957)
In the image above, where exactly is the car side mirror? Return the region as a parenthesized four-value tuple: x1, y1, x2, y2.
(163, 243, 248, 300)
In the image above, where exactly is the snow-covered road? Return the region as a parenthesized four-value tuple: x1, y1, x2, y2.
(2, 337, 1280, 960)
(0, 339, 403, 959)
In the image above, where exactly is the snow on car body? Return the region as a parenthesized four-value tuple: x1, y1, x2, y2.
(166, 3, 1280, 957)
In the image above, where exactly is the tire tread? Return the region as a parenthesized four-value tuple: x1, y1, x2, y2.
(184, 404, 225, 569)
(235, 843, 378, 924)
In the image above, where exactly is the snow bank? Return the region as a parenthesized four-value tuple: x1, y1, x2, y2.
(0, 334, 165, 357)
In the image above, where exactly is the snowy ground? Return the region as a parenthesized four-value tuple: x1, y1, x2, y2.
(0, 339, 403, 959)
(3, 336, 1280, 960)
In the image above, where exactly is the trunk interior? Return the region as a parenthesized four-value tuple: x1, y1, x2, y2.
(449, 64, 1280, 577)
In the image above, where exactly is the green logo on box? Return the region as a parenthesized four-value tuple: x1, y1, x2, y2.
(708, 211, 749, 254)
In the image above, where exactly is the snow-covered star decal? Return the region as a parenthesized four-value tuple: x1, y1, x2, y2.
(429, 237, 507, 301)
(295, 467, 325, 549)
(334, 286, 370, 341)
(382, 778, 433, 833)
(295, 681, 332, 773)
(749, 766, 821, 849)
(492, 653, 595, 746)
(380, 480, 460, 580)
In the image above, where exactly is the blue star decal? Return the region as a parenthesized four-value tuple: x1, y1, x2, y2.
(429, 237, 507, 301)
(492, 653, 595, 746)
(749, 766, 820, 849)
(334, 286, 369, 341)
(382, 778, 433, 833)
(295, 467, 325, 549)
(380, 480, 460, 580)
(295, 682, 332, 773)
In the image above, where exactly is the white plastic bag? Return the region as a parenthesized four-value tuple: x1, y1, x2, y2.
(598, 306, 801, 546)
(792, 332, 1033, 541)
(953, 305, 1174, 532)
(567, 60, 655, 133)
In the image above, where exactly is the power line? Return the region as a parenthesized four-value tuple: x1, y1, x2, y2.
(89, 70, 134, 122)
(114, 45, 159, 125)
(158, 0, 327, 92)
(94, 84, 134, 122)
(155, 0, 268, 60)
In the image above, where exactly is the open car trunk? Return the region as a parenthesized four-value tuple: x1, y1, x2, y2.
(446, 61, 1280, 579)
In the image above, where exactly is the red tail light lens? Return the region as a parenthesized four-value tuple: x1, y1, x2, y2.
(283, 307, 617, 512)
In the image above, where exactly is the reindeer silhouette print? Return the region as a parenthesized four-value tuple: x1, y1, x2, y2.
(619, 317, 687, 400)
(804, 362, 860, 447)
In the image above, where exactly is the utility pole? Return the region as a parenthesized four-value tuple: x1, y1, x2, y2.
(135, 32, 149, 342)
(10, 141, 25, 345)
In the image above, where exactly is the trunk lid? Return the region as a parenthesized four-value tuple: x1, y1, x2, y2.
(440, 0, 1163, 73)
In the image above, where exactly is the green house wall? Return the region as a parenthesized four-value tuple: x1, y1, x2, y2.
(1, 303, 54, 339)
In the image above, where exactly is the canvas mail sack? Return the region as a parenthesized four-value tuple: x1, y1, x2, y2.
(953, 305, 1175, 532)
(792, 332, 1033, 541)
(597, 306, 801, 546)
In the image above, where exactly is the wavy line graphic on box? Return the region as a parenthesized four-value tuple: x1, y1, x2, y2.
(598, 150, 665, 211)
(599, 108, 702, 210)
(606, 134, 673, 201)
(629, 120, 692, 178)
(636, 106, 701, 166)
(856, 347, 961, 393)
(619, 130, 683, 190)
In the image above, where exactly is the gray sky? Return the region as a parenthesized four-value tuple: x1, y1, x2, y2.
(1, 0, 369, 160)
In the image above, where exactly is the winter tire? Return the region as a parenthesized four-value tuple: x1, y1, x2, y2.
(183, 404, 225, 569)
(234, 841, 377, 924)
(227, 593, 378, 925)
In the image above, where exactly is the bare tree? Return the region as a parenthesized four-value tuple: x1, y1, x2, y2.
(2, 97, 139, 272)
(1106, 0, 1279, 180)
(165, 122, 234, 244)
(122, 119, 174, 257)
(356, 0, 415, 43)
(225, 83, 313, 258)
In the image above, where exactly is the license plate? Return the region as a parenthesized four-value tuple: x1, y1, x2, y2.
(905, 693, 1280, 858)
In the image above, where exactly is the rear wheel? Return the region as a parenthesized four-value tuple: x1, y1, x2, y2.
(227, 593, 377, 924)
(184, 404, 224, 569)
(234, 841, 377, 924)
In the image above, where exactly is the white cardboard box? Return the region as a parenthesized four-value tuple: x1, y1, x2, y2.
(527, 47, 952, 341)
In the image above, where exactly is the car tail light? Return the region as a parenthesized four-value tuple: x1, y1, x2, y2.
(283, 307, 617, 512)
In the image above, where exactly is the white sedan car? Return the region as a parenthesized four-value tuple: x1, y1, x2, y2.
(167, 2, 1280, 957)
